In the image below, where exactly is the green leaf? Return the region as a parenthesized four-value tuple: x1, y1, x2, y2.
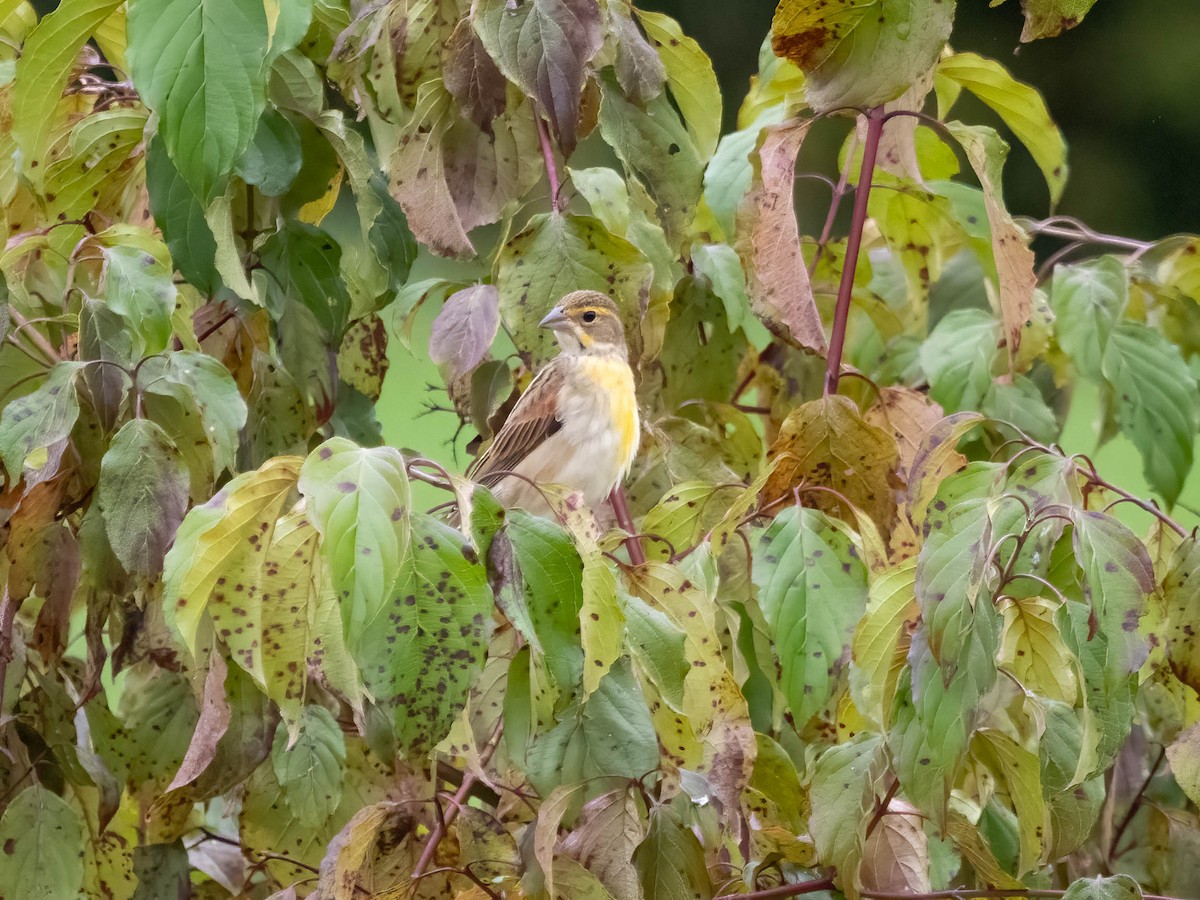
(1101, 321, 1199, 505)
(100, 239, 178, 357)
(771, 0, 954, 112)
(971, 729, 1045, 874)
(495, 213, 652, 365)
(1062, 875, 1143, 900)
(525, 658, 658, 794)
(0, 361, 83, 480)
(235, 107, 303, 196)
(939, 52, 1068, 204)
(752, 506, 869, 725)
(259, 221, 352, 341)
(144, 134, 222, 293)
(852, 557, 917, 727)
(272, 704, 345, 823)
(691, 242, 751, 330)
(634, 10, 722, 158)
(633, 803, 713, 900)
(1071, 509, 1155, 675)
(128, 0, 271, 200)
(920, 308, 998, 412)
(98, 418, 190, 575)
(597, 69, 705, 244)
(809, 736, 879, 874)
(981, 377, 1058, 444)
(131, 842, 190, 900)
(472, 0, 603, 156)
(0, 785, 85, 898)
(11, 0, 122, 189)
(119, 663, 202, 784)
(140, 351, 248, 481)
(621, 588, 689, 711)
(1049, 255, 1128, 379)
(659, 276, 747, 409)
(298, 437, 412, 644)
(356, 511, 493, 757)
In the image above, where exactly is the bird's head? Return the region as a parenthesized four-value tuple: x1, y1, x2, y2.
(538, 291, 627, 357)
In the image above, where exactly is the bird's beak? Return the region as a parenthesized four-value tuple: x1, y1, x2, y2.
(539, 306, 569, 331)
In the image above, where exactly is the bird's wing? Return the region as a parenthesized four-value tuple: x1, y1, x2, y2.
(466, 360, 565, 486)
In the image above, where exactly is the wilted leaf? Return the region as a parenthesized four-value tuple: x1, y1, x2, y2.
(560, 785, 647, 900)
(0, 361, 82, 481)
(473, 0, 603, 156)
(735, 118, 827, 354)
(859, 798, 931, 893)
(443, 19, 508, 130)
(1164, 534, 1200, 692)
(1013, 0, 1100, 43)
(98, 418, 190, 575)
(946, 123, 1036, 363)
(763, 394, 900, 534)
(166, 650, 231, 791)
(771, 0, 954, 112)
(337, 314, 390, 402)
(610, 4, 665, 105)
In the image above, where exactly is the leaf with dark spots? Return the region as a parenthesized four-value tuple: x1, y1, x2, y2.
(338, 314, 391, 403)
(428, 283, 501, 383)
(609, 3, 666, 105)
(0, 361, 83, 482)
(752, 506, 868, 727)
(98, 418, 190, 576)
(357, 511, 493, 758)
(473, 0, 604, 156)
(1164, 534, 1200, 692)
(258, 221, 352, 342)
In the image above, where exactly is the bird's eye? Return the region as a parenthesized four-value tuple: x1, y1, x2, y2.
(582, 311, 597, 323)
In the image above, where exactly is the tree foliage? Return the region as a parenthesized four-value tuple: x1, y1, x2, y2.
(1, 0, 1198, 898)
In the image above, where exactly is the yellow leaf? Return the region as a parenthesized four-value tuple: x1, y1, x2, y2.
(299, 164, 344, 225)
(997, 595, 1079, 705)
(852, 558, 917, 727)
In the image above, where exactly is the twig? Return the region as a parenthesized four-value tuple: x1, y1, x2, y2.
(863, 777, 900, 841)
(808, 138, 856, 277)
(6, 308, 60, 365)
(825, 106, 885, 396)
(715, 876, 836, 900)
(862, 891, 1180, 900)
(534, 107, 564, 214)
(609, 485, 646, 565)
(412, 721, 504, 880)
(198, 828, 320, 875)
(1020, 216, 1153, 253)
(0, 587, 18, 711)
(1109, 744, 1166, 862)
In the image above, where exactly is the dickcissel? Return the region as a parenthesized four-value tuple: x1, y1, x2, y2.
(467, 291, 640, 515)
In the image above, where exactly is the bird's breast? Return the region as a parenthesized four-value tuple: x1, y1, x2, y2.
(556, 356, 640, 498)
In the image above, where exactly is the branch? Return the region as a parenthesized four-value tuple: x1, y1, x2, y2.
(7, 308, 61, 365)
(609, 484, 646, 565)
(1020, 216, 1153, 254)
(1109, 744, 1166, 862)
(0, 587, 19, 712)
(715, 877, 836, 900)
(534, 108, 564, 214)
(197, 828, 320, 875)
(412, 721, 504, 880)
(825, 106, 885, 396)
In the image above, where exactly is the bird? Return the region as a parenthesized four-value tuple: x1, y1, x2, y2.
(466, 290, 640, 517)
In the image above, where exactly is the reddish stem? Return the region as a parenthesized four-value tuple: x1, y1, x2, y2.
(824, 106, 885, 397)
(412, 722, 504, 880)
(609, 485, 646, 565)
(534, 110, 563, 214)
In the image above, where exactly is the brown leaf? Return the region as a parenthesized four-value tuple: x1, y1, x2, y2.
(735, 119, 828, 354)
(5, 479, 67, 602)
(763, 395, 900, 534)
(859, 798, 932, 893)
(429, 284, 501, 384)
(473, 0, 604, 156)
(442, 106, 542, 233)
(338, 314, 390, 402)
(609, 3, 666, 105)
(317, 802, 438, 899)
(442, 19, 507, 131)
(560, 786, 647, 900)
(860, 71, 935, 184)
(863, 387, 947, 482)
(167, 650, 231, 791)
(905, 411, 981, 528)
(950, 124, 1036, 367)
